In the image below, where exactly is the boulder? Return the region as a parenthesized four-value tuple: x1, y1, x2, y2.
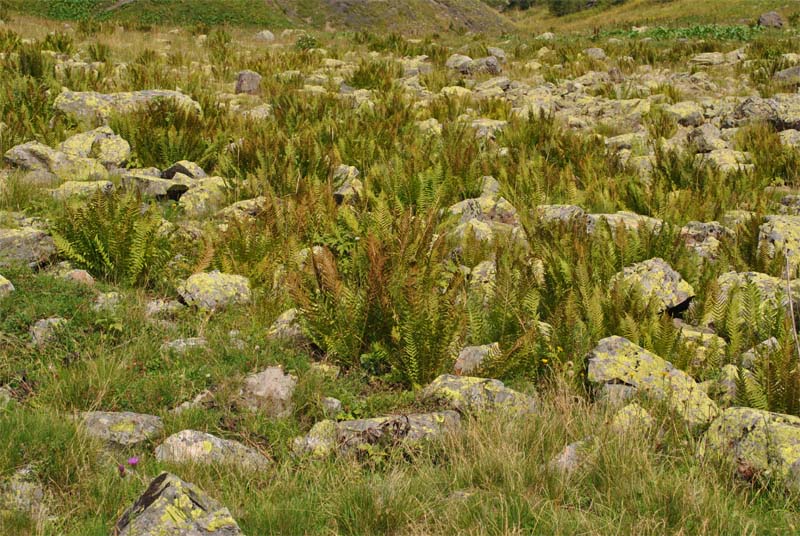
(612, 258, 695, 313)
(239, 366, 297, 417)
(758, 11, 785, 28)
(162, 160, 207, 180)
(423, 374, 536, 414)
(453, 343, 499, 376)
(774, 65, 800, 86)
(58, 126, 130, 168)
(701, 407, 800, 490)
(536, 204, 586, 225)
(178, 271, 251, 311)
(54, 89, 202, 125)
(584, 47, 606, 61)
(741, 337, 781, 370)
(687, 123, 727, 153)
(445, 54, 473, 73)
(587, 336, 719, 428)
(701, 149, 752, 173)
(680, 220, 733, 259)
(155, 430, 270, 471)
(114, 472, 242, 535)
(1, 467, 49, 521)
(585, 211, 663, 235)
(178, 176, 227, 218)
(4, 141, 108, 181)
(122, 172, 191, 199)
(758, 215, 800, 275)
(293, 411, 460, 457)
(235, 70, 262, 95)
(266, 308, 311, 347)
(665, 101, 704, 127)
(0, 274, 14, 297)
(51, 180, 114, 200)
(610, 403, 655, 435)
(716, 271, 800, 311)
(80, 411, 163, 447)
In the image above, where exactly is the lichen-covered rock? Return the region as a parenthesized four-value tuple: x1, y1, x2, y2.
(144, 298, 184, 318)
(239, 366, 297, 417)
(674, 320, 727, 366)
(1, 467, 49, 521)
(114, 472, 242, 536)
(666, 101, 704, 127)
(454, 343, 499, 376)
(715, 271, 800, 311)
(4, 140, 108, 181)
(93, 291, 121, 312)
(612, 258, 695, 312)
(266, 308, 310, 347)
(587, 336, 718, 428)
(161, 337, 208, 354)
(445, 53, 473, 73)
(162, 160, 207, 180)
(155, 430, 270, 471)
(536, 204, 586, 225)
(0, 274, 13, 297)
(549, 438, 594, 475)
(54, 89, 202, 125)
(58, 126, 130, 168)
(741, 337, 781, 370)
(30, 317, 66, 346)
(216, 197, 268, 221)
(122, 172, 191, 199)
(701, 149, 752, 173)
(293, 411, 460, 457)
(178, 271, 251, 311)
(610, 403, 655, 434)
(680, 220, 734, 259)
(585, 211, 663, 235)
(178, 176, 227, 218)
(687, 124, 728, 153)
(80, 411, 163, 447)
(759, 215, 800, 275)
(423, 374, 536, 414)
(50, 180, 114, 200)
(701, 407, 800, 490)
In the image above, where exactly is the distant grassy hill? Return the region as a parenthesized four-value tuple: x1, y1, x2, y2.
(5, 0, 511, 33)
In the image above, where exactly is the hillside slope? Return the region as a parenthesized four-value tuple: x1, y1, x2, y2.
(7, 0, 511, 33)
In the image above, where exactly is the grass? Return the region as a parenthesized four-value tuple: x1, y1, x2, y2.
(1, 3, 800, 534)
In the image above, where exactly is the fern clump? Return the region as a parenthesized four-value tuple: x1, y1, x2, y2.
(52, 191, 174, 287)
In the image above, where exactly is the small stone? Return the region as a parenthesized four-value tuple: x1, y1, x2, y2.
(235, 70, 262, 95)
(584, 47, 606, 61)
(239, 366, 297, 417)
(612, 258, 695, 313)
(610, 403, 655, 435)
(160, 337, 208, 354)
(144, 298, 184, 318)
(0, 274, 14, 297)
(549, 439, 593, 475)
(267, 308, 311, 347)
(454, 343, 499, 376)
(758, 11, 785, 29)
(93, 291, 120, 312)
(178, 271, 251, 311)
(322, 397, 342, 415)
(30, 317, 66, 346)
(255, 30, 275, 42)
(423, 374, 536, 414)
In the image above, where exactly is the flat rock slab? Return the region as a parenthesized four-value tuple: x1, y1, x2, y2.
(80, 411, 163, 447)
(587, 336, 718, 428)
(115, 472, 242, 535)
(701, 407, 800, 490)
(423, 374, 536, 414)
(54, 89, 201, 125)
(178, 271, 251, 311)
(293, 411, 461, 457)
(155, 430, 270, 471)
(240, 366, 296, 417)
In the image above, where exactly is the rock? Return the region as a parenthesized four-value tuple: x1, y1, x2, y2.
(612, 258, 695, 313)
(121, 172, 191, 199)
(54, 89, 202, 125)
(701, 149, 752, 173)
(549, 439, 593, 475)
(4, 140, 108, 181)
(178, 271, 251, 311)
(266, 308, 310, 347)
(472, 56, 502, 75)
(322, 396, 342, 415)
(93, 291, 120, 312)
(161, 337, 208, 354)
(178, 176, 227, 218)
(0, 274, 14, 297)
(587, 336, 719, 428)
(690, 52, 726, 66)
(445, 54, 473, 73)
(144, 298, 184, 318)
(235, 70, 262, 95)
(759, 215, 800, 275)
(674, 320, 727, 366)
(423, 374, 536, 414)
(680, 220, 733, 259)
(1, 467, 49, 521)
(710, 364, 741, 407)
(58, 126, 130, 168)
(666, 101, 704, 127)
(741, 337, 781, 370)
(255, 30, 275, 42)
(30, 317, 66, 346)
(217, 197, 268, 221)
(701, 407, 800, 490)
(584, 47, 606, 61)
(487, 46, 506, 63)
(114, 472, 243, 535)
(716, 271, 800, 311)
(242, 104, 273, 120)
(62, 268, 94, 285)
(537, 32, 555, 41)
(453, 343, 499, 376)
(687, 124, 727, 153)
(469, 260, 496, 297)
(758, 11, 785, 29)
(585, 211, 663, 235)
(774, 65, 800, 86)
(155, 430, 270, 471)
(162, 160, 207, 180)
(171, 389, 214, 414)
(51, 180, 114, 200)
(239, 366, 297, 417)
(536, 204, 586, 225)
(610, 403, 655, 435)
(80, 411, 163, 447)
(416, 117, 442, 136)
(471, 118, 507, 139)
(293, 411, 460, 457)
